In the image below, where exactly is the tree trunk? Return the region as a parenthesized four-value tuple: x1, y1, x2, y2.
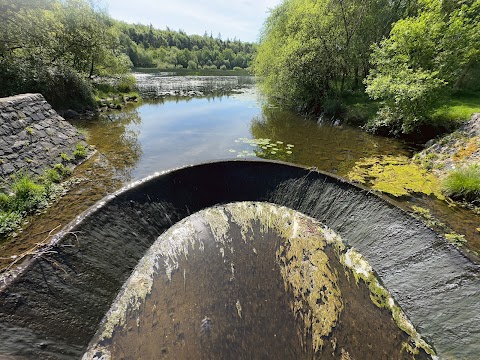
(89, 55, 94, 79)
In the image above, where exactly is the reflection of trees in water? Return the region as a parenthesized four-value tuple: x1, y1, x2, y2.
(86, 106, 143, 187)
(251, 104, 412, 175)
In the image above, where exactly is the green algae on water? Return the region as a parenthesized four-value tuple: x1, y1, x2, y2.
(347, 155, 443, 199)
(230, 137, 295, 161)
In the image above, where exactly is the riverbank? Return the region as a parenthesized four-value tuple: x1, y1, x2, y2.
(0, 93, 95, 238)
(341, 90, 480, 140)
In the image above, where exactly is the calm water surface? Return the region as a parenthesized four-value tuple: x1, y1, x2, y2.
(1, 72, 478, 266)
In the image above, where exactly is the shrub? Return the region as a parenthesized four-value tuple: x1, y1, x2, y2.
(10, 174, 46, 212)
(116, 74, 137, 93)
(0, 193, 11, 211)
(0, 211, 23, 236)
(442, 164, 480, 202)
(53, 163, 72, 177)
(42, 168, 62, 184)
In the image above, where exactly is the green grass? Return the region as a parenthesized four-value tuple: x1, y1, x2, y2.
(73, 143, 88, 159)
(93, 74, 140, 106)
(342, 91, 380, 125)
(338, 89, 480, 130)
(0, 165, 73, 237)
(442, 164, 480, 202)
(432, 90, 480, 124)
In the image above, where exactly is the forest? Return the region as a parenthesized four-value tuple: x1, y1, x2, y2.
(0, 0, 255, 109)
(254, 0, 480, 137)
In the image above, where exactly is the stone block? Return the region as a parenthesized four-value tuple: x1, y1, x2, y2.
(12, 140, 29, 151)
(0, 163, 15, 175)
(17, 130, 27, 140)
(35, 130, 47, 138)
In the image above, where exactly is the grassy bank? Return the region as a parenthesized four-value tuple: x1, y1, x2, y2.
(0, 144, 91, 238)
(432, 91, 480, 124)
(341, 90, 480, 137)
(0, 165, 71, 236)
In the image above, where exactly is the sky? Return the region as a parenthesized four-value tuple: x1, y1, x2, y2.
(102, 0, 283, 43)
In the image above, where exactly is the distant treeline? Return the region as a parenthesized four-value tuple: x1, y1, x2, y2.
(0, 0, 255, 110)
(116, 23, 256, 70)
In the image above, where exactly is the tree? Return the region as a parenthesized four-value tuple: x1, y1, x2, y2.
(0, 0, 131, 109)
(253, 0, 408, 111)
(365, 0, 480, 135)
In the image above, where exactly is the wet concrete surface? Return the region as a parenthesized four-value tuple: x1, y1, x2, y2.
(0, 160, 478, 359)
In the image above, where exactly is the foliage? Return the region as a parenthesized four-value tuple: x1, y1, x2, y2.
(444, 232, 468, 246)
(342, 91, 380, 125)
(114, 22, 256, 70)
(253, 0, 408, 110)
(365, 0, 480, 135)
(347, 155, 443, 198)
(442, 164, 480, 202)
(0, 0, 131, 110)
(0, 164, 74, 237)
(73, 143, 88, 159)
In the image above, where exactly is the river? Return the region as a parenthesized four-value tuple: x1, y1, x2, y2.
(0, 70, 478, 268)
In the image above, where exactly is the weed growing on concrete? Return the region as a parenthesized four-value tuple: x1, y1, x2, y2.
(73, 143, 88, 159)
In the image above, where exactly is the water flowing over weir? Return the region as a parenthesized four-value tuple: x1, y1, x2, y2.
(0, 160, 478, 359)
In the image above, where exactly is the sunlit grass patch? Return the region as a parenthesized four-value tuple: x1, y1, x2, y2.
(432, 90, 480, 124)
(442, 164, 480, 203)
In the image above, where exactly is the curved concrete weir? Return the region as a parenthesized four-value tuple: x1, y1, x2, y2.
(0, 160, 478, 359)
(83, 202, 431, 359)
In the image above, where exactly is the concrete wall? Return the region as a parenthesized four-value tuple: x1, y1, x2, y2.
(0, 93, 88, 184)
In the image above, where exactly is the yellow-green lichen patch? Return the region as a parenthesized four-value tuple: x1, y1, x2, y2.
(347, 155, 443, 198)
(453, 137, 478, 162)
(338, 243, 436, 356)
(276, 217, 343, 352)
(85, 202, 436, 360)
(411, 205, 468, 247)
(205, 202, 344, 353)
